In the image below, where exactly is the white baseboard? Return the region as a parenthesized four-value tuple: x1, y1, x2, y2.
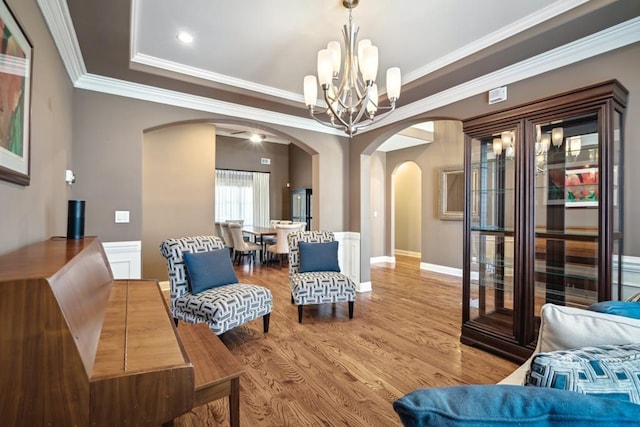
(357, 281, 372, 293)
(371, 256, 395, 264)
(102, 241, 141, 279)
(421, 263, 463, 278)
(394, 249, 421, 258)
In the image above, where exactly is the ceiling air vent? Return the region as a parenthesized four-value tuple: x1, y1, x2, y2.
(488, 86, 507, 105)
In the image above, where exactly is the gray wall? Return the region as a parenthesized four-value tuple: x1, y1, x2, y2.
(71, 89, 350, 248)
(142, 123, 216, 280)
(393, 161, 422, 254)
(289, 143, 313, 189)
(0, 0, 73, 255)
(369, 151, 386, 257)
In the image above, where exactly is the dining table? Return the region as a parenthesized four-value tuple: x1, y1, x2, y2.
(242, 225, 277, 263)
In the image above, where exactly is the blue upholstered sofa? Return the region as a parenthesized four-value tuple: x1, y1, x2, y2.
(394, 303, 640, 426)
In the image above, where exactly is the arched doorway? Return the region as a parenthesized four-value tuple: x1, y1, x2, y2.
(141, 120, 318, 280)
(392, 161, 422, 259)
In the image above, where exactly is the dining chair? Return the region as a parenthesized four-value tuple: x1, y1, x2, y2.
(287, 231, 356, 323)
(220, 222, 234, 255)
(266, 223, 301, 268)
(228, 222, 261, 265)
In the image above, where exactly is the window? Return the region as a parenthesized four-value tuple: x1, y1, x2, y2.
(215, 169, 270, 226)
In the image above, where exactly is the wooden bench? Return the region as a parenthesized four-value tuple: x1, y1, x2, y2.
(172, 322, 245, 427)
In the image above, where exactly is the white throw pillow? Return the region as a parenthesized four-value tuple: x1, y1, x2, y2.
(537, 303, 640, 353)
(499, 303, 640, 386)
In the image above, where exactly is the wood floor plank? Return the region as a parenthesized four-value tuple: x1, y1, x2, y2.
(173, 255, 518, 426)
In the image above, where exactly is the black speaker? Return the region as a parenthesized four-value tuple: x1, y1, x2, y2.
(67, 200, 85, 239)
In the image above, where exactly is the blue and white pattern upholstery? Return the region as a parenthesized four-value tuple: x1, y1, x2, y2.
(160, 235, 272, 335)
(288, 231, 356, 322)
(526, 343, 640, 403)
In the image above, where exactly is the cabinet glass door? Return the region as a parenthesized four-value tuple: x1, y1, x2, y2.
(532, 113, 600, 314)
(469, 129, 516, 336)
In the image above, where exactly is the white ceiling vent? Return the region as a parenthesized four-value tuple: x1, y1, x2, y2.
(488, 86, 507, 104)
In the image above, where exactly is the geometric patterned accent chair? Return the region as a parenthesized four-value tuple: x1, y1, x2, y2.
(287, 231, 356, 323)
(159, 235, 272, 335)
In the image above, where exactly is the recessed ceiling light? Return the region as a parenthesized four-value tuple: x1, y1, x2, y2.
(250, 134, 265, 143)
(177, 31, 194, 44)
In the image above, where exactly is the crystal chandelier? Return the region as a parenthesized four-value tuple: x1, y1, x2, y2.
(303, 0, 401, 137)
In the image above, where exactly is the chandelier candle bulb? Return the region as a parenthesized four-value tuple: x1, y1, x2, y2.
(387, 67, 401, 100)
(540, 134, 551, 152)
(367, 84, 378, 114)
(327, 41, 342, 74)
(361, 45, 379, 82)
(501, 131, 513, 148)
(317, 50, 334, 86)
(357, 39, 372, 69)
(493, 138, 503, 156)
(552, 127, 564, 147)
(304, 75, 318, 107)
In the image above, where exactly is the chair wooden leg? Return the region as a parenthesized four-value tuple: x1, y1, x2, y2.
(298, 305, 303, 323)
(173, 318, 178, 327)
(263, 313, 270, 333)
(291, 294, 294, 304)
(348, 301, 354, 319)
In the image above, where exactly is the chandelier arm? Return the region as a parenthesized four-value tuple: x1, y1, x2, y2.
(352, 104, 399, 133)
(308, 109, 348, 133)
(322, 88, 352, 131)
(349, 88, 373, 127)
(372, 100, 397, 112)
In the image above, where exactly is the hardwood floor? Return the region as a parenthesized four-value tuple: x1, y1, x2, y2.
(173, 255, 518, 426)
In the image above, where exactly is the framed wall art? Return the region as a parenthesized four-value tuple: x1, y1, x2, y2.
(0, 0, 32, 185)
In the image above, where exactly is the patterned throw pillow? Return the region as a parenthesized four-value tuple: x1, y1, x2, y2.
(526, 343, 640, 403)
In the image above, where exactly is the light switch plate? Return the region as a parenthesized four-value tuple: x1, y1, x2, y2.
(115, 210, 130, 223)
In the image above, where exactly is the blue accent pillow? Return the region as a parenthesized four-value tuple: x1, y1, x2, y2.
(587, 301, 640, 320)
(525, 343, 640, 404)
(183, 249, 238, 294)
(393, 384, 640, 427)
(298, 241, 340, 273)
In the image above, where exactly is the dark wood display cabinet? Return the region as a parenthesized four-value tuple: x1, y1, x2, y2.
(461, 80, 628, 362)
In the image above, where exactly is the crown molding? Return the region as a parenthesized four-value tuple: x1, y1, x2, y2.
(39, 0, 639, 138)
(369, 17, 640, 133)
(36, 0, 86, 83)
(129, 53, 306, 105)
(74, 73, 342, 135)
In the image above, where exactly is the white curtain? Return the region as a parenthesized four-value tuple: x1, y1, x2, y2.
(215, 170, 270, 226)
